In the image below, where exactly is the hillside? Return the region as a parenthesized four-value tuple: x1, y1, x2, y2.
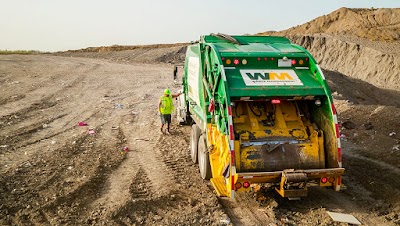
(258, 7, 400, 91)
(259, 7, 400, 42)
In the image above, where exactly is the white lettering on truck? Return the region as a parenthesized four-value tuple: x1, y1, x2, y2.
(187, 57, 200, 104)
(240, 69, 303, 86)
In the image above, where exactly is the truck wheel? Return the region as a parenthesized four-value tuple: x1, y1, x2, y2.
(190, 124, 201, 163)
(198, 134, 211, 180)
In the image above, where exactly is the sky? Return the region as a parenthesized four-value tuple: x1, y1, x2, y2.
(1, 0, 399, 52)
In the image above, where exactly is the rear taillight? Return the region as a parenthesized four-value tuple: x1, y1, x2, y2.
(321, 177, 328, 183)
(329, 177, 335, 183)
(235, 182, 242, 189)
(233, 59, 240, 65)
(243, 181, 250, 188)
(271, 99, 281, 104)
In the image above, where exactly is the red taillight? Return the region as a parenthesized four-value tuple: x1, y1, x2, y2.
(271, 99, 281, 104)
(321, 177, 328, 183)
(234, 59, 240, 65)
(257, 57, 260, 61)
(306, 57, 309, 61)
(291, 59, 296, 65)
(235, 182, 242, 189)
(270, 58, 274, 61)
(221, 57, 225, 61)
(264, 57, 267, 61)
(329, 177, 335, 183)
(243, 181, 250, 188)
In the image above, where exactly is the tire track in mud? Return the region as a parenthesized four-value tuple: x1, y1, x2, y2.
(83, 101, 174, 223)
(129, 167, 154, 200)
(0, 124, 126, 226)
(0, 113, 67, 151)
(0, 60, 100, 120)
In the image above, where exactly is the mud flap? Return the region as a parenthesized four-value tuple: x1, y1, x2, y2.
(275, 170, 308, 198)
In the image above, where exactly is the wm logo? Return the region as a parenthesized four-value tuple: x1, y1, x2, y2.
(246, 72, 294, 81)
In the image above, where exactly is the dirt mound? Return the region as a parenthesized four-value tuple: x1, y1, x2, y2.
(55, 44, 188, 65)
(259, 7, 400, 91)
(260, 7, 400, 42)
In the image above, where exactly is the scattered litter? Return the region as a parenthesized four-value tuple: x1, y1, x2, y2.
(111, 126, 119, 130)
(67, 166, 73, 170)
(88, 129, 96, 135)
(131, 111, 138, 115)
(51, 140, 57, 145)
(327, 211, 361, 225)
(340, 134, 347, 141)
(0, 145, 8, 148)
(389, 132, 396, 137)
(42, 124, 48, 129)
(78, 122, 88, 126)
(219, 218, 231, 225)
(134, 138, 150, 141)
(122, 146, 129, 152)
(21, 161, 32, 168)
(114, 103, 124, 109)
(393, 145, 400, 151)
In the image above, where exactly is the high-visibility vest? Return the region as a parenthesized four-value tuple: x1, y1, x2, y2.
(160, 95, 174, 114)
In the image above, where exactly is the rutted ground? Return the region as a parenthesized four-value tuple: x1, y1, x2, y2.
(1, 54, 399, 225)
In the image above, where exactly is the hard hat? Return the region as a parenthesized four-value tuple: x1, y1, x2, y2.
(164, 89, 171, 94)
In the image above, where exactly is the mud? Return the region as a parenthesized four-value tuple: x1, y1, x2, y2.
(0, 54, 399, 226)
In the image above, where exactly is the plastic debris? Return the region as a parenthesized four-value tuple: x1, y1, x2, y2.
(219, 219, 231, 225)
(78, 122, 88, 126)
(327, 211, 361, 225)
(393, 145, 400, 151)
(122, 146, 129, 152)
(114, 103, 124, 109)
(88, 129, 96, 135)
(0, 145, 8, 148)
(134, 138, 150, 141)
(389, 132, 396, 137)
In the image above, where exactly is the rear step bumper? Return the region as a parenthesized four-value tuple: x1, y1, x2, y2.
(237, 168, 344, 183)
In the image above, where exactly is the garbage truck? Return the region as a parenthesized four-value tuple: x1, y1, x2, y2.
(175, 34, 344, 199)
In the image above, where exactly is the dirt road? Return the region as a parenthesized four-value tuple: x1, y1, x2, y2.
(1, 54, 399, 225)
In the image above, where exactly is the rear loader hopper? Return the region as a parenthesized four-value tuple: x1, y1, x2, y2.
(175, 34, 344, 199)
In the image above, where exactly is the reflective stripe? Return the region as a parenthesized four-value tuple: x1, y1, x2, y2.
(331, 103, 342, 167)
(317, 65, 326, 80)
(333, 114, 338, 124)
(220, 65, 227, 81)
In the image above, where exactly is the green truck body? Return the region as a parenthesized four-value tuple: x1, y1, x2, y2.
(176, 34, 344, 198)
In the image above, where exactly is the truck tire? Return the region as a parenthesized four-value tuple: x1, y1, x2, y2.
(198, 134, 212, 180)
(190, 124, 201, 163)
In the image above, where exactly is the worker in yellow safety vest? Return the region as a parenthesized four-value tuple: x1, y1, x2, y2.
(159, 89, 182, 135)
